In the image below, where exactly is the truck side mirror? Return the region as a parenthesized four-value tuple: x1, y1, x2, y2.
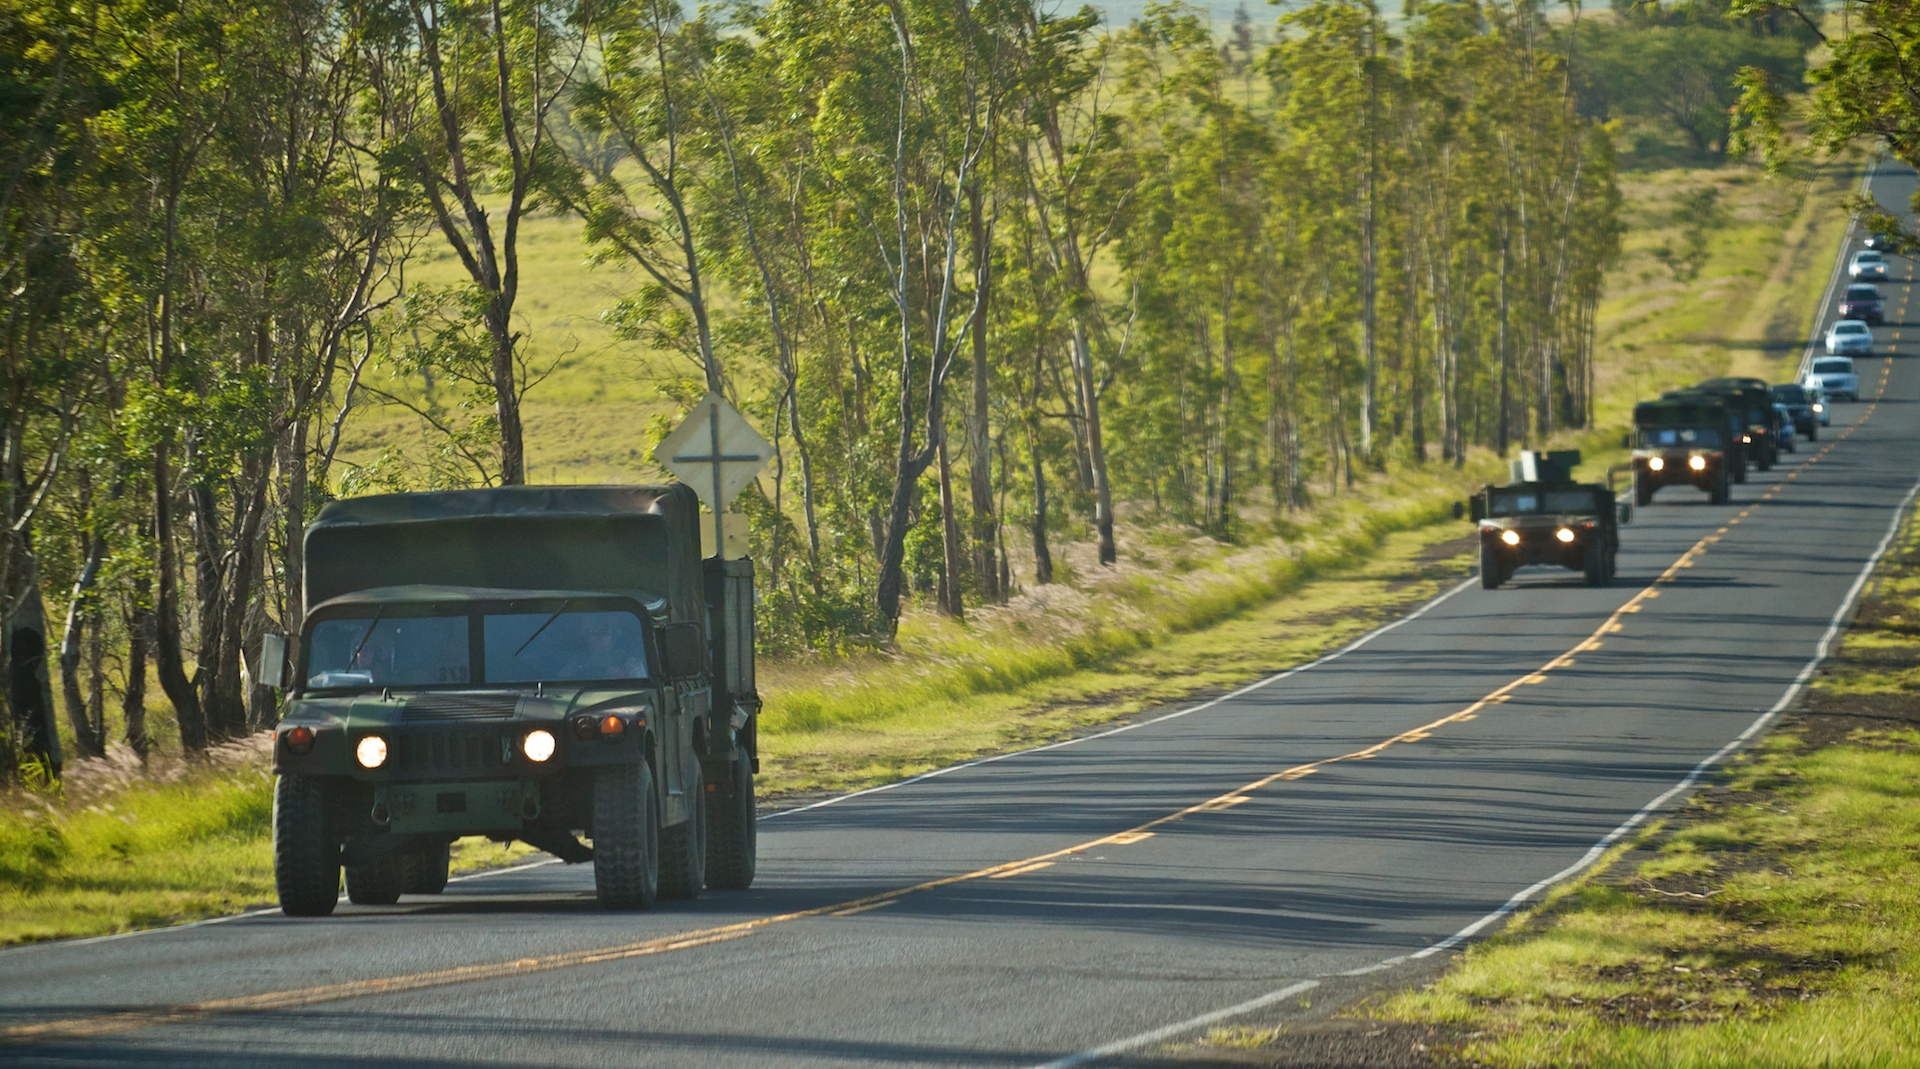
(661, 623, 707, 679)
(1451, 500, 1465, 521)
(1617, 502, 1633, 526)
(1620, 433, 1632, 450)
(259, 634, 288, 692)
(1468, 497, 1486, 523)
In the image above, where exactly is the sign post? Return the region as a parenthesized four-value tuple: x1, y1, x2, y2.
(655, 392, 773, 559)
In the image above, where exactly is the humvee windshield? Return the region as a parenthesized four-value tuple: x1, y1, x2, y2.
(1486, 489, 1599, 516)
(305, 607, 649, 689)
(1640, 427, 1722, 447)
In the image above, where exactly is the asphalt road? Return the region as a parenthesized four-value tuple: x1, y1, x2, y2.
(6, 167, 1920, 1069)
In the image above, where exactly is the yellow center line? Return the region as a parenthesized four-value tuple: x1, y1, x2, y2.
(5, 386, 1894, 1047)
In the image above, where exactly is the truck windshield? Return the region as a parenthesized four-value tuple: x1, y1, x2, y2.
(1486, 489, 1596, 516)
(1640, 427, 1721, 447)
(305, 607, 649, 689)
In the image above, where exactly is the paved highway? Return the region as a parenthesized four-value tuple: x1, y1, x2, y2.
(5, 167, 1919, 1069)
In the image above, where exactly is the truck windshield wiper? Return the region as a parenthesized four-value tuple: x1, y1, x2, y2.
(348, 606, 387, 668)
(513, 599, 571, 657)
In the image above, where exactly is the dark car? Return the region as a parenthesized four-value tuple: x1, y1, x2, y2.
(1771, 383, 1819, 441)
(1840, 283, 1885, 324)
(1467, 451, 1625, 589)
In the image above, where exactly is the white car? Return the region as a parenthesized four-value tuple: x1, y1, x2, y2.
(1806, 357, 1860, 402)
(1850, 249, 1889, 280)
(1826, 319, 1874, 355)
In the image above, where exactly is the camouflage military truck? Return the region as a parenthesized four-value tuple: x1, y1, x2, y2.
(1691, 377, 1787, 469)
(1632, 396, 1739, 505)
(264, 485, 759, 915)
(1468, 450, 1627, 590)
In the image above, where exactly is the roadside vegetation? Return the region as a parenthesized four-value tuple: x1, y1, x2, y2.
(1363, 502, 1920, 1067)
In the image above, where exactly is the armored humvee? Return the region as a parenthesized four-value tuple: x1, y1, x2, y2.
(1692, 377, 1787, 468)
(1467, 450, 1627, 590)
(267, 485, 759, 915)
(1632, 396, 1738, 505)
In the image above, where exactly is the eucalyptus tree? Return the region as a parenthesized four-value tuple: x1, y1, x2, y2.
(366, 0, 599, 486)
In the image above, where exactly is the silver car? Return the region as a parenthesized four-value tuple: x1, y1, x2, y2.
(1850, 249, 1889, 280)
(1826, 319, 1874, 355)
(1806, 357, 1860, 402)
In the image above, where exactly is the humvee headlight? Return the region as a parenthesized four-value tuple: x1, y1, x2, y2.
(1813, 403, 1826, 413)
(1689, 455, 1708, 471)
(354, 735, 388, 769)
(1646, 457, 1665, 472)
(1742, 434, 1752, 444)
(522, 729, 557, 763)
(1500, 530, 1521, 546)
(1555, 528, 1576, 544)
(283, 725, 315, 755)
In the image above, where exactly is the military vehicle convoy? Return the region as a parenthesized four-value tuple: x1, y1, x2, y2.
(1467, 450, 1627, 589)
(267, 485, 759, 915)
(1631, 396, 1739, 505)
(1691, 377, 1787, 467)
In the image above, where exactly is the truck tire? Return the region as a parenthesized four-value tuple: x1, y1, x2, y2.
(1805, 422, 1818, 442)
(401, 840, 451, 895)
(705, 751, 757, 890)
(1583, 539, 1608, 587)
(1733, 455, 1748, 483)
(346, 854, 404, 905)
(593, 762, 659, 909)
(1634, 473, 1654, 507)
(658, 763, 707, 900)
(274, 775, 341, 917)
(1480, 543, 1505, 590)
(1710, 469, 1730, 505)
(1606, 548, 1619, 584)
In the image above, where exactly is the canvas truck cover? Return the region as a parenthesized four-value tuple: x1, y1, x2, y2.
(304, 485, 705, 624)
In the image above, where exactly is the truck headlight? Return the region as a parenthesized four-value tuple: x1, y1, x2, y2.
(355, 735, 388, 769)
(1500, 530, 1521, 546)
(1555, 528, 1576, 543)
(523, 729, 557, 763)
(1813, 403, 1825, 413)
(1647, 457, 1665, 472)
(1689, 455, 1707, 471)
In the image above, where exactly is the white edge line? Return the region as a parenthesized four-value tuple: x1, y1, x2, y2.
(1798, 160, 1872, 381)
(1030, 981, 1321, 1069)
(762, 575, 1480, 821)
(0, 856, 564, 956)
(1029, 467, 1920, 1069)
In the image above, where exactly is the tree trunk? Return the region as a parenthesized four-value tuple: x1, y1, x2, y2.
(58, 526, 108, 759)
(490, 310, 525, 485)
(936, 428, 964, 619)
(967, 186, 1000, 602)
(125, 578, 151, 756)
(153, 451, 207, 753)
(1028, 413, 1053, 586)
(1071, 319, 1115, 564)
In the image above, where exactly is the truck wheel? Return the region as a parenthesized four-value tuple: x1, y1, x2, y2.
(1480, 543, 1504, 590)
(705, 751, 757, 890)
(1634, 474, 1654, 507)
(658, 763, 707, 900)
(1583, 539, 1608, 587)
(274, 775, 341, 917)
(1805, 423, 1818, 442)
(401, 840, 451, 895)
(1733, 454, 1748, 483)
(1606, 549, 1619, 584)
(593, 762, 660, 909)
(1711, 469, 1730, 505)
(345, 854, 404, 905)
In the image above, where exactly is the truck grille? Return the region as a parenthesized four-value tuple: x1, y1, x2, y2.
(393, 729, 512, 775)
(401, 693, 520, 722)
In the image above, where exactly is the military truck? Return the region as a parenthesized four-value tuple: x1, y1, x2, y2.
(1631, 396, 1738, 505)
(1690, 377, 1786, 469)
(1467, 450, 1626, 590)
(264, 485, 759, 915)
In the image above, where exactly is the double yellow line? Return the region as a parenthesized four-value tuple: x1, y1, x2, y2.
(4, 386, 1891, 1048)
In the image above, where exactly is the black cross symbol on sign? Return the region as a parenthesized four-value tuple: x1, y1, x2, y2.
(672, 401, 764, 555)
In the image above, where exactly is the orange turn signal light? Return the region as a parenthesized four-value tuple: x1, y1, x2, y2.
(599, 715, 626, 737)
(284, 726, 315, 755)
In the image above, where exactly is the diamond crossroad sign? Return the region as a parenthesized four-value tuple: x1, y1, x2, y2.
(655, 393, 772, 550)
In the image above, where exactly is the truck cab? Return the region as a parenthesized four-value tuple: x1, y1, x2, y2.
(269, 485, 758, 915)
(1633, 397, 1739, 505)
(1468, 451, 1625, 590)
(1691, 378, 1786, 469)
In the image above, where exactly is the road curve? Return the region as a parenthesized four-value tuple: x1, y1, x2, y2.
(5, 166, 1919, 1069)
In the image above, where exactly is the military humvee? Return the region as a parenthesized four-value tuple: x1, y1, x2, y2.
(1632, 396, 1738, 505)
(1691, 377, 1786, 470)
(1467, 450, 1627, 590)
(265, 485, 759, 915)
